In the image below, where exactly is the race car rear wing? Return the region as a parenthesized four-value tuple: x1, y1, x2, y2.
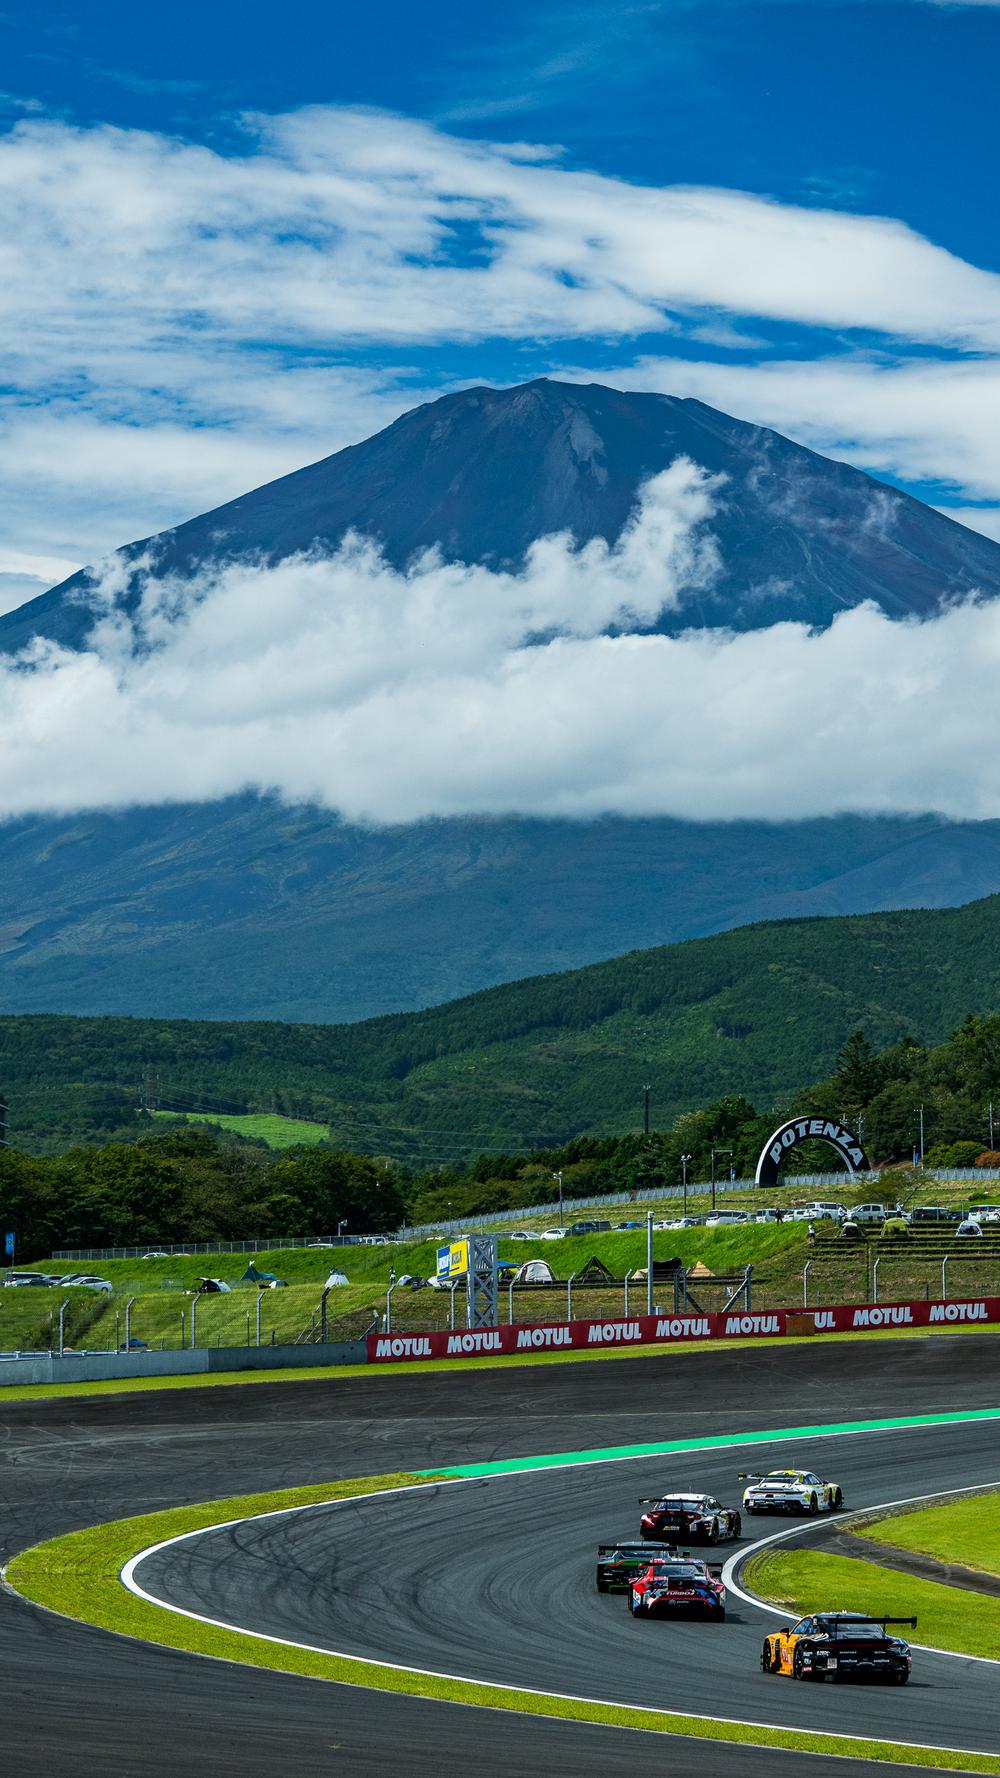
(597, 1541, 673, 1556)
(736, 1472, 766, 1482)
(831, 1615, 917, 1631)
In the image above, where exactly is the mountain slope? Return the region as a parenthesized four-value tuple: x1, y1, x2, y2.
(5, 379, 1000, 654)
(4, 380, 1000, 1027)
(4, 807, 1000, 1022)
(5, 891, 1000, 1156)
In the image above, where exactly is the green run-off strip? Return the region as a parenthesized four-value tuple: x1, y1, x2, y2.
(427, 1406, 1000, 1478)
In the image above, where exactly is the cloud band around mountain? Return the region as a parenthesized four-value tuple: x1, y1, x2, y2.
(3, 463, 999, 828)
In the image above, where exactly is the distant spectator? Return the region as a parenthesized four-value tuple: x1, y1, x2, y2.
(840, 1219, 862, 1241)
(807, 1222, 816, 1244)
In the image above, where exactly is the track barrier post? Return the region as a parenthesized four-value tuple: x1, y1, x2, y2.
(566, 1272, 575, 1321)
(190, 1297, 198, 1349)
(941, 1256, 949, 1299)
(449, 1282, 459, 1330)
(802, 1260, 810, 1308)
(125, 1296, 135, 1349)
(255, 1292, 262, 1346)
(646, 1210, 654, 1316)
(872, 1256, 881, 1304)
(508, 1277, 515, 1324)
(384, 1282, 396, 1334)
(58, 1299, 69, 1355)
(624, 1268, 634, 1316)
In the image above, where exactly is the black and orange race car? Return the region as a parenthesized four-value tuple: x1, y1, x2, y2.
(761, 1612, 916, 1683)
(629, 1553, 727, 1620)
(639, 1491, 741, 1543)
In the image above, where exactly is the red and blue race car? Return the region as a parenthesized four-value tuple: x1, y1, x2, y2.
(629, 1553, 727, 1620)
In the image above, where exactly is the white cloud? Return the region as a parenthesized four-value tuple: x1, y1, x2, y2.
(936, 507, 1000, 542)
(2, 102, 1000, 580)
(562, 353, 1000, 505)
(2, 466, 1000, 830)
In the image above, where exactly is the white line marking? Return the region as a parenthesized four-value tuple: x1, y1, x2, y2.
(117, 1430, 1000, 1760)
(722, 1483, 1000, 1665)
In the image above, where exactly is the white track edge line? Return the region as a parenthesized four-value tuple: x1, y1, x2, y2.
(117, 1431, 1000, 1759)
(721, 1482, 1000, 1664)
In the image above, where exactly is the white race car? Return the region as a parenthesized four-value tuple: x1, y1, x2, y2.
(739, 1468, 844, 1515)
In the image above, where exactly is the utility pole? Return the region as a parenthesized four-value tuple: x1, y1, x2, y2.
(0, 1095, 7, 1149)
(643, 1083, 651, 1138)
(914, 1105, 925, 1164)
(989, 1102, 995, 1150)
(143, 1065, 159, 1114)
(681, 1153, 692, 1217)
(552, 1170, 564, 1230)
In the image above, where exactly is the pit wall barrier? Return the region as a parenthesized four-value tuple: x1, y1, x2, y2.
(0, 1338, 366, 1388)
(366, 1295, 1000, 1363)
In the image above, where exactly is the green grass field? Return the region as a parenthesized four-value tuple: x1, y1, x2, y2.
(856, 1490, 1000, 1580)
(152, 1110, 329, 1148)
(745, 1547, 1000, 1661)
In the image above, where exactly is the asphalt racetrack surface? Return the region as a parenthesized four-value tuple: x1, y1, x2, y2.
(3, 1335, 1000, 1777)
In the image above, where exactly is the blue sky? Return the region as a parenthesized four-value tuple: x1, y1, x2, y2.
(0, 0, 998, 611)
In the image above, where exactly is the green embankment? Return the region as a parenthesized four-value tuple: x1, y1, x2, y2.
(8, 1480, 999, 1773)
(8, 1200, 1000, 1356)
(745, 1547, 1000, 1662)
(855, 1490, 1000, 1580)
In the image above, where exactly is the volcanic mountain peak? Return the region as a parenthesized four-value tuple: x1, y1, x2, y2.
(3, 377, 1000, 653)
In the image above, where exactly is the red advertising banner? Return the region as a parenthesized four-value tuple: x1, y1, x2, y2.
(365, 1295, 1000, 1364)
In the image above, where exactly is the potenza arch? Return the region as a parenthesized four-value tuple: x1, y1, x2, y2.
(754, 1117, 871, 1187)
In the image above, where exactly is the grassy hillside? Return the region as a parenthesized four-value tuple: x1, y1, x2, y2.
(3, 893, 1000, 1158)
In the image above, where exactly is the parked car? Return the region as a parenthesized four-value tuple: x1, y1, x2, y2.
(506, 1231, 532, 1241)
(567, 1219, 612, 1235)
(704, 1211, 750, 1227)
(615, 1220, 643, 1230)
(141, 1251, 170, 1259)
(754, 1209, 782, 1224)
(910, 1206, 962, 1226)
(968, 1204, 1000, 1226)
(3, 1272, 58, 1287)
(539, 1228, 567, 1240)
(851, 1203, 894, 1226)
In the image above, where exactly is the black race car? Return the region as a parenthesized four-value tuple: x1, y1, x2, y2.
(639, 1491, 741, 1544)
(762, 1612, 917, 1683)
(596, 1540, 673, 1591)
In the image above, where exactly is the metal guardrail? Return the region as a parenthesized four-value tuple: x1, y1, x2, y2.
(47, 1168, 1000, 1260)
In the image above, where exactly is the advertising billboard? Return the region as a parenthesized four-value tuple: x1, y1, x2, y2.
(436, 1238, 470, 1279)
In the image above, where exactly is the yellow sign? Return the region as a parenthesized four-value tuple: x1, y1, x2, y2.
(437, 1238, 469, 1278)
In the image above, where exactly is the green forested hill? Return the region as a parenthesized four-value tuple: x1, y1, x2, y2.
(4, 893, 1000, 1158)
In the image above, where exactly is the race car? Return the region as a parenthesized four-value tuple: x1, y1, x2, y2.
(639, 1491, 742, 1543)
(739, 1468, 844, 1515)
(595, 1540, 673, 1592)
(761, 1612, 916, 1683)
(629, 1554, 727, 1620)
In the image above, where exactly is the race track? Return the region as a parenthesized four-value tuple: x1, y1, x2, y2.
(3, 1335, 999, 1776)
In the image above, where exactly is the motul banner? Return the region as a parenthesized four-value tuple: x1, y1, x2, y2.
(365, 1296, 1000, 1363)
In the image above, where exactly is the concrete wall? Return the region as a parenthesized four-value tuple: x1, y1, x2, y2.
(0, 1339, 367, 1388)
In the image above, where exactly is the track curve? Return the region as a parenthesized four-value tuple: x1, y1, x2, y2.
(129, 1425, 1000, 1754)
(3, 1335, 1000, 1776)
